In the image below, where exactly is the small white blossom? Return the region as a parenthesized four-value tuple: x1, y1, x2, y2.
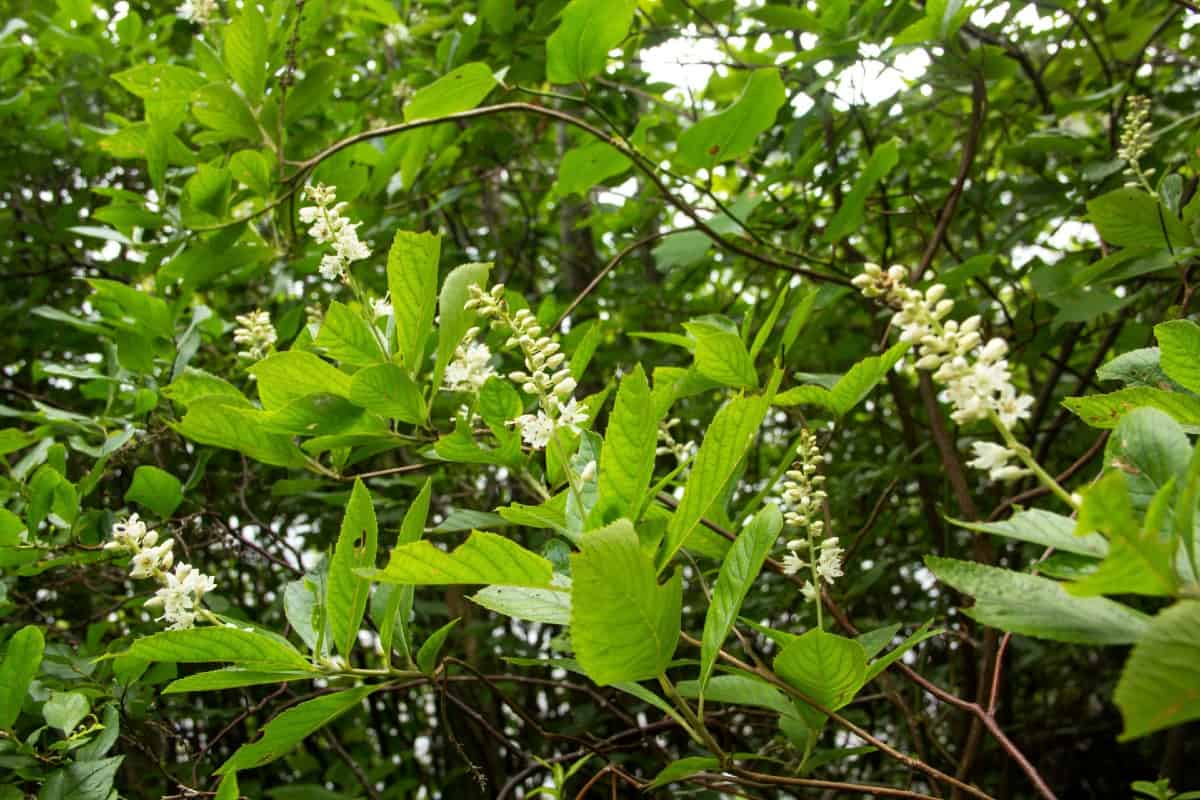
(512, 411, 556, 450)
(176, 0, 217, 25)
(554, 397, 587, 433)
(443, 335, 496, 393)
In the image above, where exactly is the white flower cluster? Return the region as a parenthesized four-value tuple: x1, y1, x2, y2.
(105, 514, 216, 630)
(853, 264, 1033, 429)
(233, 309, 277, 361)
(1118, 95, 1153, 185)
(853, 264, 1035, 482)
(443, 330, 497, 393)
(176, 0, 217, 25)
(777, 430, 841, 603)
(465, 284, 587, 450)
(298, 184, 372, 283)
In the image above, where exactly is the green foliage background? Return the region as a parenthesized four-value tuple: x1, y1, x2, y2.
(2, 0, 1200, 798)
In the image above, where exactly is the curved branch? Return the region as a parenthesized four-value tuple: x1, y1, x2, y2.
(287, 101, 847, 284)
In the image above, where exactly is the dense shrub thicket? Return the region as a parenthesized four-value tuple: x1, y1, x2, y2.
(2, 1, 1200, 798)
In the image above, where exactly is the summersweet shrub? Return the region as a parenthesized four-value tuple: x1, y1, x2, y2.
(2, 1, 1199, 799)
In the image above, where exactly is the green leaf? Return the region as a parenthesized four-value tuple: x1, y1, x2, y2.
(315, 301, 387, 367)
(230, 148, 272, 196)
(677, 70, 786, 171)
(349, 363, 426, 425)
(824, 138, 901, 242)
(1156, 319, 1200, 394)
(216, 686, 376, 774)
(647, 757, 720, 790)
(224, 3, 269, 104)
(0, 625, 45, 727)
(249, 351, 354, 411)
(173, 398, 306, 468)
(123, 465, 183, 518)
(1068, 471, 1179, 597)
(1088, 187, 1192, 250)
(590, 364, 657, 526)
(1106, 407, 1193, 512)
(569, 520, 682, 685)
(163, 667, 315, 695)
(553, 139, 632, 198)
(470, 584, 571, 625)
(165, 368, 245, 410)
(326, 480, 378, 657)
(43, 691, 89, 733)
(364, 530, 554, 587)
(925, 556, 1150, 644)
(1097, 347, 1168, 388)
(41, 756, 123, 800)
(387, 231, 441, 372)
(404, 63, 498, 121)
(950, 509, 1108, 558)
(699, 505, 782, 691)
(659, 389, 772, 567)
(686, 320, 758, 389)
(545, 0, 637, 85)
(1114, 600, 1200, 740)
(416, 618, 459, 675)
(215, 774, 239, 800)
(377, 478, 432, 662)
(433, 261, 492, 392)
(776, 342, 909, 415)
(192, 83, 259, 141)
(774, 629, 867, 711)
(1176, 442, 1200, 581)
(1063, 387, 1200, 432)
(865, 621, 942, 681)
(118, 627, 310, 668)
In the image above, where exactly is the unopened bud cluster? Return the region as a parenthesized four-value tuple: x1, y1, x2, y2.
(464, 284, 587, 449)
(853, 264, 1033, 431)
(233, 309, 277, 361)
(1118, 95, 1153, 186)
(656, 418, 697, 463)
(298, 184, 372, 283)
(777, 430, 841, 603)
(105, 514, 216, 630)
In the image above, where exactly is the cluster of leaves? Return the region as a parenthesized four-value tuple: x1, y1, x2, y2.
(3, 0, 1200, 798)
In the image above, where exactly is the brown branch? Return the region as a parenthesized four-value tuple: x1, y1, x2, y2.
(915, 73, 987, 281)
(286, 102, 846, 284)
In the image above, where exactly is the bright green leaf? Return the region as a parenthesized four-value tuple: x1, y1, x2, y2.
(545, 0, 636, 84)
(326, 480, 378, 657)
(570, 520, 682, 685)
(364, 530, 555, 587)
(677, 70, 786, 171)
(124, 465, 183, 518)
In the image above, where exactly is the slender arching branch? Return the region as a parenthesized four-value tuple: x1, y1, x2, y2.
(286, 101, 849, 284)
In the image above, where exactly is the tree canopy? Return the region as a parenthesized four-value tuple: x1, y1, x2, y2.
(2, 0, 1200, 798)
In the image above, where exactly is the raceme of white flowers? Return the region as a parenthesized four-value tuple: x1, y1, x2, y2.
(1118, 95, 1153, 187)
(105, 514, 216, 630)
(232, 309, 277, 362)
(443, 329, 497, 393)
(465, 284, 587, 450)
(777, 429, 842, 603)
(298, 184, 373, 283)
(852, 264, 1034, 482)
